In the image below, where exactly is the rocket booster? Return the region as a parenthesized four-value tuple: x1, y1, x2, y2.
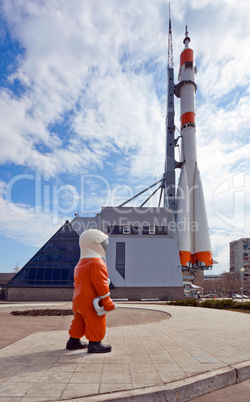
(175, 27, 213, 268)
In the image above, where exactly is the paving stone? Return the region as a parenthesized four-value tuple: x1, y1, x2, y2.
(0, 381, 35, 397)
(101, 371, 132, 384)
(75, 363, 104, 373)
(0, 363, 28, 374)
(61, 383, 100, 399)
(102, 363, 130, 373)
(25, 382, 67, 398)
(131, 371, 163, 387)
(38, 370, 73, 383)
(130, 363, 158, 373)
(20, 399, 58, 402)
(49, 363, 78, 372)
(70, 372, 103, 383)
(6, 371, 46, 383)
(99, 383, 134, 393)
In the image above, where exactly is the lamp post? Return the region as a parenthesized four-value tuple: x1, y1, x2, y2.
(240, 268, 245, 302)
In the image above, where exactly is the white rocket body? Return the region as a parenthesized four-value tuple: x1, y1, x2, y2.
(176, 30, 213, 268)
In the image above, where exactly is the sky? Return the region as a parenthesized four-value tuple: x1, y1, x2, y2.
(0, 0, 249, 275)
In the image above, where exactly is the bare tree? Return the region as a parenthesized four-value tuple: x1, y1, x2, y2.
(221, 271, 241, 294)
(244, 277, 250, 294)
(190, 271, 249, 296)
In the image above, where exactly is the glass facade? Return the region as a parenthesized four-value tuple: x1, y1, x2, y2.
(7, 221, 80, 287)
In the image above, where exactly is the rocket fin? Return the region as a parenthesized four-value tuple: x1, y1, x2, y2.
(193, 166, 213, 266)
(176, 165, 192, 266)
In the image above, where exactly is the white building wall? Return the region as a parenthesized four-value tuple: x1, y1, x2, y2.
(106, 235, 182, 288)
(71, 207, 183, 290)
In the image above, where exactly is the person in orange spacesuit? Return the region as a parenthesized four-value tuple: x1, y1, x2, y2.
(66, 229, 116, 353)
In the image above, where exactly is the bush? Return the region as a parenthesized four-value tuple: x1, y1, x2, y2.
(168, 299, 199, 307)
(168, 299, 250, 311)
(200, 299, 236, 309)
(232, 301, 250, 310)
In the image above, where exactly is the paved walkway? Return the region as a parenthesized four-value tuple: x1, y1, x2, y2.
(0, 301, 169, 349)
(0, 303, 249, 401)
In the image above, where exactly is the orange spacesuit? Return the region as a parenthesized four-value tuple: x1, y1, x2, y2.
(66, 229, 116, 353)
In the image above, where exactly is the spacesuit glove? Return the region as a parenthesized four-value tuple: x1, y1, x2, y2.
(93, 297, 116, 316)
(101, 295, 116, 311)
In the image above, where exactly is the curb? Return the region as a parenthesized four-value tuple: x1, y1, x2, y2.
(234, 360, 250, 383)
(66, 362, 250, 402)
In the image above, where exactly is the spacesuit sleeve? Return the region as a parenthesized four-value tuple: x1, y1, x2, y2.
(91, 260, 115, 312)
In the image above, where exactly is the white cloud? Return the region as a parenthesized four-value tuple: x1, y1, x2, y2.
(0, 180, 63, 247)
(1, 0, 169, 175)
(1, 0, 248, 177)
(71, 71, 166, 177)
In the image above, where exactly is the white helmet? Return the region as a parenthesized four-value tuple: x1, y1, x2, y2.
(79, 229, 109, 259)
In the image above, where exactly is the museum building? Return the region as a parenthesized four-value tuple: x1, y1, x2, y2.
(6, 207, 184, 301)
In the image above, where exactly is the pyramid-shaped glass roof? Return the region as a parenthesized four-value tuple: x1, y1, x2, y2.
(7, 221, 80, 287)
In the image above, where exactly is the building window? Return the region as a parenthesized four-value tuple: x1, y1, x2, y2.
(108, 226, 123, 234)
(142, 226, 168, 235)
(143, 226, 156, 234)
(108, 226, 138, 235)
(123, 226, 130, 234)
(155, 226, 168, 235)
(130, 226, 139, 234)
(116, 242, 125, 279)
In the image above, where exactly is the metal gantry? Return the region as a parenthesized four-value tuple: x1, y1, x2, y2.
(118, 5, 179, 212)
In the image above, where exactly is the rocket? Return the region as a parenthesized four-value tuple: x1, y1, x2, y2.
(174, 26, 213, 269)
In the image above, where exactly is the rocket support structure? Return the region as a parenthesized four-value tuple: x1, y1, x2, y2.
(165, 21, 213, 269)
(164, 12, 177, 212)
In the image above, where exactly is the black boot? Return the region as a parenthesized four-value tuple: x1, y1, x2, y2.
(66, 337, 87, 350)
(88, 341, 112, 354)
